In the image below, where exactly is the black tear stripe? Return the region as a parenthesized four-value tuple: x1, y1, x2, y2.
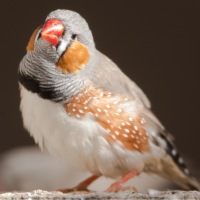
(159, 132, 190, 175)
(57, 42, 71, 60)
(18, 72, 65, 102)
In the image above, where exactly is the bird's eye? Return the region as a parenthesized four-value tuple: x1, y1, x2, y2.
(71, 34, 77, 40)
(53, 23, 58, 26)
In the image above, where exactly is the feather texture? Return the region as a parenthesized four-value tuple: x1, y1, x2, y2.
(19, 9, 200, 191)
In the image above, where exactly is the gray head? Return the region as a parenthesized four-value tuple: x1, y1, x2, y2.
(43, 9, 95, 61)
(19, 9, 97, 102)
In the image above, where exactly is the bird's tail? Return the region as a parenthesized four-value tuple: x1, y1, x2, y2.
(154, 132, 200, 191)
(159, 155, 200, 191)
(150, 131, 200, 191)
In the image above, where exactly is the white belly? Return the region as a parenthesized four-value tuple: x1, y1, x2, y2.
(20, 86, 153, 179)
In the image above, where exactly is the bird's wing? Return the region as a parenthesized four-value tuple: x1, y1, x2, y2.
(84, 50, 164, 131)
(87, 50, 151, 109)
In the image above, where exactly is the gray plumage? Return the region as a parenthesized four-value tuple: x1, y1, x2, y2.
(19, 9, 200, 191)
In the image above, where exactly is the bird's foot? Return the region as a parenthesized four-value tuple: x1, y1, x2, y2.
(104, 170, 138, 193)
(57, 175, 100, 193)
(105, 185, 137, 193)
(117, 186, 138, 192)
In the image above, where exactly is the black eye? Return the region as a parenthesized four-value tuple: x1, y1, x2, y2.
(53, 23, 58, 26)
(71, 34, 77, 40)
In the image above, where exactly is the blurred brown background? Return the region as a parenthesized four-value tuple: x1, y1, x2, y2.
(0, 0, 199, 191)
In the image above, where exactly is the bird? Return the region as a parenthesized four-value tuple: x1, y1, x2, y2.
(18, 9, 200, 193)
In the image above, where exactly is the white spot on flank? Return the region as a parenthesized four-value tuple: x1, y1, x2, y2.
(83, 100, 88, 105)
(107, 95, 111, 97)
(77, 99, 80, 103)
(76, 114, 80, 118)
(114, 101, 118, 104)
(112, 135, 116, 139)
(68, 103, 71, 107)
(107, 120, 110, 123)
(125, 129, 130, 133)
(115, 131, 119, 135)
(84, 107, 88, 110)
(104, 110, 108, 112)
(132, 130, 136, 134)
(97, 108, 101, 112)
(134, 126, 138, 130)
(123, 134, 128, 137)
(73, 104, 76, 107)
(84, 90, 87, 94)
(75, 97, 79, 100)
(107, 105, 110, 108)
(126, 122, 131, 126)
(107, 129, 111, 133)
(143, 137, 147, 140)
(108, 93, 112, 94)
(118, 108, 122, 112)
(146, 132, 149, 136)
(116, 113, 119, 115)
(122, 123, 125, 126)
(136, 136, 139, 139)
(95, 114, 98, 117)
(93, 97, 97, 99)
(79, 110, 83, 113)
(134, 144, 139, 149)
(125, 98, 128, 101)
(172, 149, 177, 156)
(139, 132, 142, 136)
(100, 92, 103, 97)
(72, 109, 76, 112)
(141, 118, 146, 124)
(131, 135, 134, 138)
(118, 126, 122, 130)
(129, 117, 133, 121)
(137, 140, 140, 144)
(89, 97, 92, 100)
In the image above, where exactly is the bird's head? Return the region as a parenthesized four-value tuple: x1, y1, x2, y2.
(19, 10, 96, 102)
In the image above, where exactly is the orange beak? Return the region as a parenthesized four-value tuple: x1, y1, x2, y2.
(41, 19, 64, 47)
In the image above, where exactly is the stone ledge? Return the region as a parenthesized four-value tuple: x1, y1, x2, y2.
(0, 189, 200, 199)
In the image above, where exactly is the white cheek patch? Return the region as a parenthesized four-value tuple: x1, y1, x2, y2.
(57, 39, 70, 56)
